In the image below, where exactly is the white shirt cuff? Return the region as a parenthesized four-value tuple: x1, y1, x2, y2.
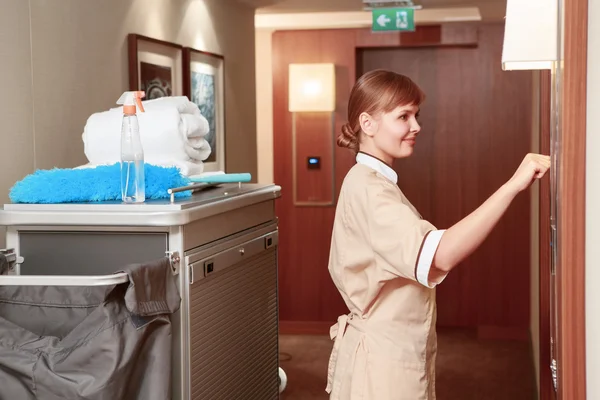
(415, 230, 446, 288)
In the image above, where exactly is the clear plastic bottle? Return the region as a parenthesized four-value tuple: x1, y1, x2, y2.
(120, 114, 145, 203)
(117, 91, 146, 203)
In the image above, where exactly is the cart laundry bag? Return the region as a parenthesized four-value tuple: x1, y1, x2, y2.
(0, 255, 180, 400)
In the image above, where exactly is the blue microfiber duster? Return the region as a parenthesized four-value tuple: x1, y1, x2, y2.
(9, 163, 192, 204)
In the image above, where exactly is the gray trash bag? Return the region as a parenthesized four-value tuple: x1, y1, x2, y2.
(0, 252, 9, 275)
(0, 257, 180, 400)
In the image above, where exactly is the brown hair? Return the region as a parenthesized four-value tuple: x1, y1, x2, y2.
(338, 69, 425, 153)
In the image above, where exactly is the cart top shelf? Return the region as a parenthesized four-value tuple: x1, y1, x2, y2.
(0, 184, 281, 227)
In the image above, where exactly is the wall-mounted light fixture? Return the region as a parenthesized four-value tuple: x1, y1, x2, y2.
(289, 64, 336, 112)
(288, 63, 336, 207)
(501, 0, 558, 71)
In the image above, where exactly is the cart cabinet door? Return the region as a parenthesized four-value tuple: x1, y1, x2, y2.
(187, 229, 279, 400)
(18, 231, 168, 276)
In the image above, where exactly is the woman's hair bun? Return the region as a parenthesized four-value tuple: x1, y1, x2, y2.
(337, 123, 359, 152)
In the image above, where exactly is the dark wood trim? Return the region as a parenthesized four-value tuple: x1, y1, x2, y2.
(184, 47, 225, 61)
(182, 49, 191, 102)
(128, 33, 183, 50)
(126, 33, 183, 91)
(353, 24, 478, 49)
(558, 0, 588, 398)
(127, 34, 139, 92)
(279, 321, 332, 335)
(476, 326, 530, 342)
(181, 47, 225, 101)
(181, 47, 227, 170)
(539, 70, 553, 400)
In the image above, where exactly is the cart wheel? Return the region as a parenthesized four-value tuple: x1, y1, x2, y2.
(278, 367, 288, 393)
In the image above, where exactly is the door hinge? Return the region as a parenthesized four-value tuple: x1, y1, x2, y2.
(551, 358, 558, 391)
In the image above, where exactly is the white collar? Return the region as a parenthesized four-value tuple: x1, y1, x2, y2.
(356, 152, 398, 184)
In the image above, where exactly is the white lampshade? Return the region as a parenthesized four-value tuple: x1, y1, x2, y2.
(501, 0, 558, 71)
(288, 63, 336, 112)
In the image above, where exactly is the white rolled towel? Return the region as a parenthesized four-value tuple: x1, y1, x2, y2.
(180, 114, 210, 147)
(83, 96, 211, 165)
(141, 97, 210, 145)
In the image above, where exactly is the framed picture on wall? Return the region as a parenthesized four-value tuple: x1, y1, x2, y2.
(127, 34, 183, 99)
(183, 47, 226, 173)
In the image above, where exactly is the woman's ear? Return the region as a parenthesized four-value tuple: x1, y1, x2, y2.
(359, 112, 378, 137)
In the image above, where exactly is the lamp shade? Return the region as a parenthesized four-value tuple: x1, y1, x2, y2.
(501, 0, 558, 71)
(288, 63, 336, 112)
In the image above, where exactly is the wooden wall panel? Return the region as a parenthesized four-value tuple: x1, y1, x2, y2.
(273, 24, 533, 330)
(399, 25, 442, 46)
(293, 113, 335, 205)
(273, 30, 355, 323)
(355, 29, 401, 47)
(441, 24, 479, 45)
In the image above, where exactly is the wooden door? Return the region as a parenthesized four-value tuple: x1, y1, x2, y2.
(358, 33, 533, 331)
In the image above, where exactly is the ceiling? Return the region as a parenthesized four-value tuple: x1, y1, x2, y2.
(254, 0, 506, 21)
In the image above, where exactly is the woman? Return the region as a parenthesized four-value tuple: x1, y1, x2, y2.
(325, 70, 550, 399)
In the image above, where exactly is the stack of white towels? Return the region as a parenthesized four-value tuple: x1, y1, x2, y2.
(81, 96, 212, 176)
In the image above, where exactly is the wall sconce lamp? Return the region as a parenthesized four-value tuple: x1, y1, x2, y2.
(501, 0, 558, 71)
(288, 63, 336, 207)
(289, 64, 336, 112)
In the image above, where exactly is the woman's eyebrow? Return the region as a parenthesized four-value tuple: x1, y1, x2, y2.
(398, 108, 419, 114)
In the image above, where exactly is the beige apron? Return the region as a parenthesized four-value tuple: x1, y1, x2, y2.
(326, 161, 447, 400)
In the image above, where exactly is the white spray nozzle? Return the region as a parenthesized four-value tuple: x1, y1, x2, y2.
(117, 91, 145, 114)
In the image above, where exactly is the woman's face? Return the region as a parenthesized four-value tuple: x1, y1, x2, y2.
(373, 104, 421, 161)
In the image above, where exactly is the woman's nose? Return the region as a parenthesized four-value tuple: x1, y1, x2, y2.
(412, 120, 421, 133)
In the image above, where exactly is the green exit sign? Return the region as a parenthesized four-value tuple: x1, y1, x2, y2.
(372, 8, 415, 32)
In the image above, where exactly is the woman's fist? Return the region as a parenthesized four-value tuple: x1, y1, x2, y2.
(507, 153, 551, 194)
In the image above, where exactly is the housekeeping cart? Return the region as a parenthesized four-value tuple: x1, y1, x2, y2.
(0, 183, 284, 399)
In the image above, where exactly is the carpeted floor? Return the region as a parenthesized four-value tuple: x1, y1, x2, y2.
(279, 328, 536, 399)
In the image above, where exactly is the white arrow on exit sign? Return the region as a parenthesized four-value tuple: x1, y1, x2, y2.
(377, 14, 391, 27)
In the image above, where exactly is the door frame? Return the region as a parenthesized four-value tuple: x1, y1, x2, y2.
(556, 0, 588, 398)
(539, 70, 553, 400)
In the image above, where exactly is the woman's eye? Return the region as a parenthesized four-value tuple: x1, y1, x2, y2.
(399, 115, 407, 121)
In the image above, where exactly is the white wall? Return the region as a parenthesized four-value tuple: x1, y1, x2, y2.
(0, 0, 36, 247)
(0, 0, 257, 208)
(586, 0, 600, 396)
(255, 29, 274, 184)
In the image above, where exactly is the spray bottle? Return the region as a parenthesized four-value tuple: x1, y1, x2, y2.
(116, 91, 146, 203)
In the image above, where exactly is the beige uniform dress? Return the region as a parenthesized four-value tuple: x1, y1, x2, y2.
(326, 152, 448, 400)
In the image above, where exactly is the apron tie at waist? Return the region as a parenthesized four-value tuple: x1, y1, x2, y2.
(326, 314, 350, 394)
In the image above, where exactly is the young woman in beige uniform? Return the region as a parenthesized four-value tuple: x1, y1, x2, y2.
(325, 70, 550, 400)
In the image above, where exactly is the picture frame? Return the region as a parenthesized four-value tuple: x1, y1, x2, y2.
(183, 47, 226, 173)
(127, 34, 183, 99)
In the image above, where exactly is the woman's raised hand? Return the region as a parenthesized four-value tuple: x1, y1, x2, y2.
(506, 153, 551, 194)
